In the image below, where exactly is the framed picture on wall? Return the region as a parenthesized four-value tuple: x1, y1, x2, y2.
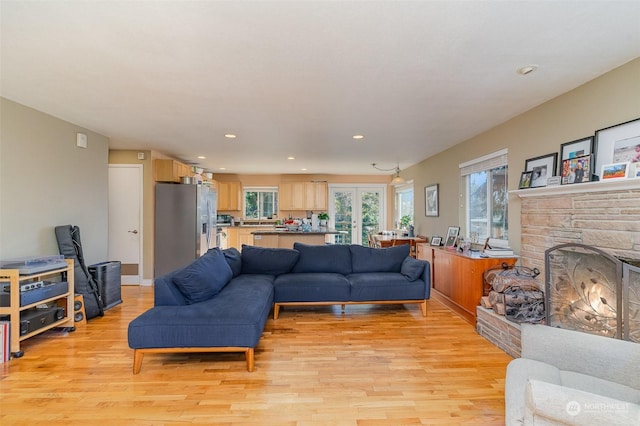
(424, 184, 439, 217)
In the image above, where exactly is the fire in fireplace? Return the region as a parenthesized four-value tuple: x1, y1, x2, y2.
(545, 243, 639, 342)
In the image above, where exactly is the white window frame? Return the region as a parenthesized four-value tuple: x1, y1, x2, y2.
(243, 186, 278, 219)
(394, 182, 414, 229)
(459, 149, 509, 243)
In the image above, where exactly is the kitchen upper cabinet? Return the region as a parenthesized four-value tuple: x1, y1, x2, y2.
(154, 159, 191, 183)
(279, 182, 306, 210)
(217, 181, 242, 211)
(305, 182, 327, 210)
(279, 182, 327, 211)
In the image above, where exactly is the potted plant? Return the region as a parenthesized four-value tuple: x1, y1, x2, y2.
(317, 212, 329, 226)
(400, 215, 412, 229)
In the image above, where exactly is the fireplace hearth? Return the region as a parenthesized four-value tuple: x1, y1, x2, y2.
(545, 243, 639, 342)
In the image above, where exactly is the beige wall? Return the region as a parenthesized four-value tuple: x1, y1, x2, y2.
(405, 57, 640, 253)
(0, 97, 109, 263)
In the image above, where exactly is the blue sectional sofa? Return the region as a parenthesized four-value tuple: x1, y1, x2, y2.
(128, 243, 430, 373)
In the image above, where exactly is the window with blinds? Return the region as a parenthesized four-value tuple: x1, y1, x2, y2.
(459, 149, 509, 242)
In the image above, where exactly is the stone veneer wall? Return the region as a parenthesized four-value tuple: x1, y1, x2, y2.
(476, 307, 521, 358)
(518, 184, 640, 276)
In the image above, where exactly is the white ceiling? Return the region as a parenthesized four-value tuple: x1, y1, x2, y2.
(2, 1, 639, 176)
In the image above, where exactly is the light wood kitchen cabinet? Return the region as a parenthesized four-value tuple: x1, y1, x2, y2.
(217, 181, 242, 211)
(154, 159, 191, 183)
(417, 245, 516, 325)
(279, 182, 327, 211)
(279, 182, 306, 210)
(305, 182, 327, 210)
(226, 226, 267, 249)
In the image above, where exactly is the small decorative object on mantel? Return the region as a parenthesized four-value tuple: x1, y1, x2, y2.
(524, 152, 558, 188)
(546, 176, 562, 186)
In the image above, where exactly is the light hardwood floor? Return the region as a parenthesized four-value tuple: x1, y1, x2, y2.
(0, 286, 512, 425)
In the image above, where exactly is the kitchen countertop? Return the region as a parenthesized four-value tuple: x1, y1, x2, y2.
(251, 229, 343, 235)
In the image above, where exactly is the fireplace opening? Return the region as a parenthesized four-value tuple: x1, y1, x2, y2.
(545, 243, 639, 342)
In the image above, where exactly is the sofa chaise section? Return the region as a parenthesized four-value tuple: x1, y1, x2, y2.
(127, 247, 288, 373)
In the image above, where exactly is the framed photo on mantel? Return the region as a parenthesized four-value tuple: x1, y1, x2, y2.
(525, 153, 558, 188)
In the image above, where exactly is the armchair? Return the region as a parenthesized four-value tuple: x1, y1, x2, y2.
(505, 324, 640, 425)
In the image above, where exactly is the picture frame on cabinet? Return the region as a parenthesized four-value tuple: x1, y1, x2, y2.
(560, 136, 594, 174)
(444, 226, 460, 249)
(601, 162, 630, 180)
(430, 236, 442, 246)
(594, 118, 640, 180)
(518, 171, 533, 189)
(525, 153, 558, 188)
(424, 184, 439, 217)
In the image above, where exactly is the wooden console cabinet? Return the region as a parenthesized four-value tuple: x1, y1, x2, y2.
(417, 245, 516, 325)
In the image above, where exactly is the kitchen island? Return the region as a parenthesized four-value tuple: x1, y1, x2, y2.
(251, 229, 343, 249)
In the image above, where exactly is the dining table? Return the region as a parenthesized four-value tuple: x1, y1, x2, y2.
(371, 235, 428, 257)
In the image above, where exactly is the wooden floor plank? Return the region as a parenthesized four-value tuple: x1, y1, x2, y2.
(0, 286, 512, 425)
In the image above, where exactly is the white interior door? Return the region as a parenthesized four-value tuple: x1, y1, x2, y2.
(329, 185, 386, 245)
(108, 164, 143, 285)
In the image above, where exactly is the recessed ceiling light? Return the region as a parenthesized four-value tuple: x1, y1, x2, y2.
(517, 65, 538, 76)
(301, 168, 307, 171)
(224, 133, 237, 139)
(352, 134, 364, 140)
(219, 167, 226, 170)
(287, 156, 295, 160)
(197, 156, 206, 159)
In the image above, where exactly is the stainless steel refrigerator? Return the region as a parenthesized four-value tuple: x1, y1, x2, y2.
(154, 183, 217, 278)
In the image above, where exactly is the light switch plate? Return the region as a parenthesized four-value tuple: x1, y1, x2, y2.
(76, 133, 87, 148)
(137, 152, 145, 160)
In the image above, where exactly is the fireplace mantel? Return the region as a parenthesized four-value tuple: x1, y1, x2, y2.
(511, 178, 639, 198)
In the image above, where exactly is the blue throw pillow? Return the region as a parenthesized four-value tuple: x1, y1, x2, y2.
(222, 247, 242, 277)
(241, 245, 299, 275)
(401, 256, 425, 281)
(172, 248, 233, 304)
(349, 244, 409, 273)
(291, 243, 352, 274)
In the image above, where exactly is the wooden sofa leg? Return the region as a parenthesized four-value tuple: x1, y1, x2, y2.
(133, 349, 144, 374)
(274, 304, 280, 319)
(420, 300, 427, 317)
(246, 348, 255, 372)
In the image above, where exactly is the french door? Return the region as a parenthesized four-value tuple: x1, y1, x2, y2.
(328, 185, 386, 246)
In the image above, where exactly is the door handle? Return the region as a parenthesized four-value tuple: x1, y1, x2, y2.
(128, 230, 138, 234)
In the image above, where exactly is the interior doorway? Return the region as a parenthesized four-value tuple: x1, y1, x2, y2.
(328, 185, 386, 246)
(108, 164, 143, 285)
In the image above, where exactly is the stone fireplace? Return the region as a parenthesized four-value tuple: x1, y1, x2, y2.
(545, 243, 640, 342)
(477, 179, 640, 353)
